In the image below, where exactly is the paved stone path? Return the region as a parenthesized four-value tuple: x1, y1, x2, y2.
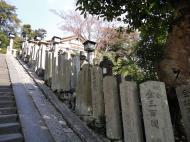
(0, 54, 23, 142)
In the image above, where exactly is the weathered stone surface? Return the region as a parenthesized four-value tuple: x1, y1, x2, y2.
(57, 54, 62, 91)
(35, 45, 46, 73)
(51, 52, 58, 91)
(59, 53, 71, 91)
(76, 64, 92, 116)
(59, 54, 65, 91)
(176, 85, 190, 142)
(103, 76, 122, 140)
(140, 81, 175, 142)
(35, 47, 40, 71)
(120, 79, 144, 142)
(63, 59, 71, 91)
(70, 56, 80, 91)
(47, 52, 52, 86)
(91, 66, 104, 122)
(40, 45, 46, 70)
(44, 50, 49, 81)
(32, 44, 39, 71)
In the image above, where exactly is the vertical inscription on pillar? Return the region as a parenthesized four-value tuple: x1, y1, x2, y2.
(140, 81, 175, 142)
(91, 66, 104, 122)
(176, 85, 190, 142)
(120, 80, 144, 142)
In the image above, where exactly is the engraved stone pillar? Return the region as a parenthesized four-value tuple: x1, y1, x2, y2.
(44, 50, 49, 81)
(91, 66, 104, 123)
(70, 55, 80, 91)
(176, 85, 190, 142)
(103, 76, 122, 140)
(51, 52, 58, 91)
(62, 53, 71, 91)
(140, 81, 175, 142)
(120, 79, 144, 142)
(76, 64, 92, 116)
(47, 52, 52, 86)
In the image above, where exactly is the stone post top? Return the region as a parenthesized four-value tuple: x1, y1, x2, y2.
(121, 76, 136, 83)
(103, 75, 115, 79)
(140, 81, 165, 86)
(82, 64, 92, 68)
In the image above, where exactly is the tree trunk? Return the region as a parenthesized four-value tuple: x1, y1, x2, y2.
(159, 1, 190, 87)
(159, 2, 190, 140)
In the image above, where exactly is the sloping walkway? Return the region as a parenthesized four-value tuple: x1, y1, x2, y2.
(6, 55, 84, 142)
(1, 53, 103, 142)
(0, 54, 23, 142)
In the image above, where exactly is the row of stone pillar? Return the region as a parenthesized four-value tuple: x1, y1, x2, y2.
(44, 50, 81, 93)
(75, 64, 177, 142)
(21, 41, 190, 142)
(21, 40, 49, 76)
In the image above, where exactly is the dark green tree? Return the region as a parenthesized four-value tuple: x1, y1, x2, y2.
(14, 36, 22, 49)
(0, 31, 9, 48)
(0, 0, 20, 53)
(33, 28, 47, 40)
(21, 24, 34, 39)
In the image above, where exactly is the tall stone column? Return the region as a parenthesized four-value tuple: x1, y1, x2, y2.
(7, 37, 14, 54)
(91, 66, 104, 123)
(9, 38, 14, 51)
(120, 79, 144, 142)
(103, 76, 122, 140)
(51, 51, 58, 91)
(44, 50, 49, 81)
(76, 64, 92, 116)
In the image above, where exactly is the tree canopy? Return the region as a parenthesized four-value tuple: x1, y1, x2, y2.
(21, 24, 47, 40)
(33, 28, 47, 40)
(76, 0, 174, 29)
(0, 0, 20, 33)
(0, 0, 21, 53)
(21, 24, 33, 39)
(76, 0, 176, 80)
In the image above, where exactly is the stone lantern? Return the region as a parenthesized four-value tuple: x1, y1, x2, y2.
(52, 36, 61, 44)
(83, 40, 96, 64)
(99, 56, 113, 77)
(7, 33, 15, 54)
(34, 36, 42, 41)
(51, 36, 61, 52)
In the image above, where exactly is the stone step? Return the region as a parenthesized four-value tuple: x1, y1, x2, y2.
(0, 79, 10, 82)
(0, 101, 16, 108)
(0, 123, 21, 135)
(0, 88, 13, 93)
(0, 107, 17, 115)
(0, 84, 11, 86)
(0, 91, 13, 94)
(0, 114, 18, 124)
(0, 96, 14, 101)
(0, 133, 23, 142)
(0, 92, 13, 96)
(0, 87, 12, 89)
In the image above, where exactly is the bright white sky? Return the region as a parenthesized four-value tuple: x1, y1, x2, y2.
(6, 0, 76, 39)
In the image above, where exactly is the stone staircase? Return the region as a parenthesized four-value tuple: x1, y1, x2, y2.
(0, 54, 24, 142)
